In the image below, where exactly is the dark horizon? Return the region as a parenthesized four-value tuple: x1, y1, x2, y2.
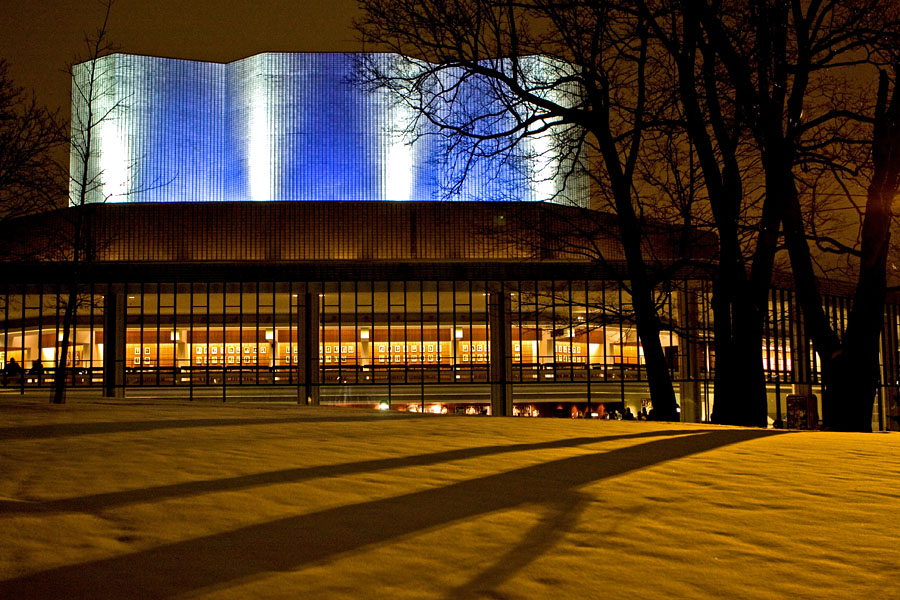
(0, 0, 362, 118)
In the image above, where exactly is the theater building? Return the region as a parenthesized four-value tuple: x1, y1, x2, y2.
(1, 52, 897, 427)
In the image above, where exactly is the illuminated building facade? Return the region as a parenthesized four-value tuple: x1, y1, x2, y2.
(1, 53, 897, 429)
(71, 53, 588, 206)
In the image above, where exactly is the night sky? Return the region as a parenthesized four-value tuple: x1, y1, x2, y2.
(0, 0, 362, 116)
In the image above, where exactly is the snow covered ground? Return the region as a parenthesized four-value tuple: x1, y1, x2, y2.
(0, 396, 898, 599)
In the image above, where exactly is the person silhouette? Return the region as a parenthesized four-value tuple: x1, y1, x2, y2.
(5, 357, 23, 384)
(31, 358, 45, 383)
(6, 357, 22, 375)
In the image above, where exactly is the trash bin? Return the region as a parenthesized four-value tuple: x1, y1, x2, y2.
(786, 394, 819, 429)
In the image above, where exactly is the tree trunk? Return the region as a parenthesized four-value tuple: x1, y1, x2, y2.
(820, 153, 894, 431)
(821, 353, 878, 433)
(730, 297, 768, 427)
(51, 288, 78, 404)
(634, 294, 679, 421)
(669, 9, 770, 428)
(611, 182, 679, 421)
(711, 280, 768, 427)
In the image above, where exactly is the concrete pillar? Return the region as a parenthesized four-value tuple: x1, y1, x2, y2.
(297, 292, 320, 405)
(880, 307, 898, 431)
(103, 285, 126, 398)
(271, 329, 281, 369)
(540, 331, 554, 365)
(23, 333, 40, 375)
(175, 329, 188, 371)
(677, 284, 703, 423)
(788, 293, 816, 428)
(489, 285, 513, 416)
(790, 295, 811, 397)
(359, 329, 371, 366)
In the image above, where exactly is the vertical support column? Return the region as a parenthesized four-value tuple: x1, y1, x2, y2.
(489, 284, 512, 417)
(103, 284, 126, 398)
(23, 318, 40, 379)
(297, 291, 320, 405)
(788, 294, 821, 429)
(175, 330, 188, 373)
(359, 329, 370, 367)
(270, 329, 279, 369)
(677, 283, 703, 423)
(539, 331, 554, 367)
(791, 292, 814, 427)
(879, 307, 897, 431)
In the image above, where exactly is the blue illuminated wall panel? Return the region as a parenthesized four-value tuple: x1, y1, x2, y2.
(70, 53, 588, 206)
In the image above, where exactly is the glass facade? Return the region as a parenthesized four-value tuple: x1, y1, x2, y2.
(3, 277, 896, 426)
(70, 53, 589, 206)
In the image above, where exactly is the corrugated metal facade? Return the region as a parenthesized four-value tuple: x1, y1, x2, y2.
(10, 201, 633, 265)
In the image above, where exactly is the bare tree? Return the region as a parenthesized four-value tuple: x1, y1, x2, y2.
(0, 60, 66, 226)
(688, 0, 900, 431)
(52, 0, 120, 404)
(0, 61, 65, 386)
(791, 56, 900, 431)
(632, 2, 775, 426)
(356, 0, 696, 420)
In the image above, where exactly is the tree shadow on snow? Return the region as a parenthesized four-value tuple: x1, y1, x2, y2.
(0, 412, 412, 441)
(444, 489, 591, 599)
(0, 428, 784, 599)
(0, 429, 700, 515)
